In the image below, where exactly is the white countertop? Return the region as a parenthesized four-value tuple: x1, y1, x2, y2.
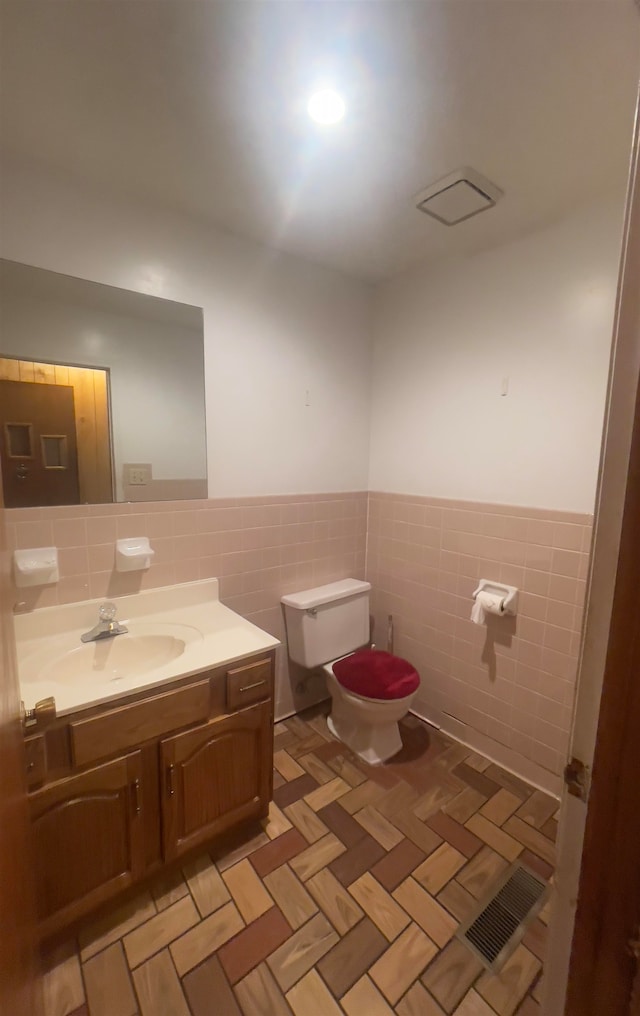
(15, 579, 280, 717)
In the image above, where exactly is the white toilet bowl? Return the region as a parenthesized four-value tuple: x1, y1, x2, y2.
(323, 663, 418, 765)
(281, 579, 419, 766)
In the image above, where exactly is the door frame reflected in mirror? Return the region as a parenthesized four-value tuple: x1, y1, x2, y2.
(0, 259, 207, 507)
(0, 359, 113, 508)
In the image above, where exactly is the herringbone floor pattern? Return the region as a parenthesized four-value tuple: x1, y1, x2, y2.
(43, 707, 556, 1016)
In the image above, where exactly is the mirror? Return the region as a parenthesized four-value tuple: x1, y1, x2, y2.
(0, 259, 207, 507)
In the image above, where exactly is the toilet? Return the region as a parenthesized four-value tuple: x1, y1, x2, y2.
(281, 579, 420, 765)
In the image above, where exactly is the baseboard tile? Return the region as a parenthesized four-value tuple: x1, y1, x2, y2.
(409, 705, 562, 799)
(275, 698, 562, 798)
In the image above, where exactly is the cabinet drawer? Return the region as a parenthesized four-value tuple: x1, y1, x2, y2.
(25, 734, 46, 788)
(71, 680, 212, 768)
(227, 658, 273, 711)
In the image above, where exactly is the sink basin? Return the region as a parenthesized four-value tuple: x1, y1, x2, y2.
(42, 634, 187, 685)
(23, 621, 204, 688)
(14, 578, 281, 715)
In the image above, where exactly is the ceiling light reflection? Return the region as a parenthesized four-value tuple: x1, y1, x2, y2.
(307, 90, 346, 125)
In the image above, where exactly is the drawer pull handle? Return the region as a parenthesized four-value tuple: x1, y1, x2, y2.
(239, 680, 267, 693)
(132, 778, 141, 815)
(167, 764, 176, 797)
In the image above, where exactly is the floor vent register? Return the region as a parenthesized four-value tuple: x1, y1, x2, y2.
(457, 863, 548, 972)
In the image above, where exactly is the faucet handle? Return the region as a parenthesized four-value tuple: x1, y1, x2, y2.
(98, 601, 118, 622)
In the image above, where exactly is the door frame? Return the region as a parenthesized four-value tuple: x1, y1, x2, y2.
(0, 473, 42, 1014)
(544, 87, 640, 1014)
(0, 357, 114, 505)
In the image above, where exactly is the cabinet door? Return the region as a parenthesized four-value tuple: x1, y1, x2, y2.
(161, 702, 272, 862)
(29, 751, 145, 936)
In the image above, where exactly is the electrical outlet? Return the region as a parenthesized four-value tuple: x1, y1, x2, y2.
(126, 464, 152, 486)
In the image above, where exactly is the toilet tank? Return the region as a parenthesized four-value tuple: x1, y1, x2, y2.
(281, 578, 371, 668)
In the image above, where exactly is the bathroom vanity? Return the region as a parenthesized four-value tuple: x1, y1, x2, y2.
(15, 580, 279, 939)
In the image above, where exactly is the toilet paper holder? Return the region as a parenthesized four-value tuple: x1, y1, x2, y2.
(472, 579, 518, 616)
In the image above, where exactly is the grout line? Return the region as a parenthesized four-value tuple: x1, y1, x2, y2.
(165, 945, 192, 1016)
(120, 938, 142, 1016)
(60, 714, 551, 1016)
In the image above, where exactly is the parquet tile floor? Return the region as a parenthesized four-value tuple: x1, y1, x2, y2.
(42, 707, 557, 1016)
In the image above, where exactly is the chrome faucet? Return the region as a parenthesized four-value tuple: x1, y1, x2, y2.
(81, 602, 128, 643)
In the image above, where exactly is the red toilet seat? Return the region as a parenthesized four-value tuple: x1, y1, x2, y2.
(332, 649, 420, 701)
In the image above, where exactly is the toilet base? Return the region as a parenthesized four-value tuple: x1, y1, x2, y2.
(326, 711, 403, 765)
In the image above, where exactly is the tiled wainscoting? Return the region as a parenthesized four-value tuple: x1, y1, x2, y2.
(5, 493, 367, 718)
(367, 493, 593, 786)
(7, 489, 592, 784)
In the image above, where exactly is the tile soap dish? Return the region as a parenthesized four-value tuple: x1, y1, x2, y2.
(116, 537, 154, 572)
(13, 547, 59, 587)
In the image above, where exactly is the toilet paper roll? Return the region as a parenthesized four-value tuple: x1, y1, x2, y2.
(470, 591, 506, 624)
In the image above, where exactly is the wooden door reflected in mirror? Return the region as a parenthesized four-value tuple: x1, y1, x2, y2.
(0, 358, 113, 507)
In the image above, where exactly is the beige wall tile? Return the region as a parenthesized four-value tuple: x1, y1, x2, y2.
(10, 489, 584, 781)
(365, 495, 591, 778)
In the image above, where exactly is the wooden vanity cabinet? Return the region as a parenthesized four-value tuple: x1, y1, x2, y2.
(30, 751, 145, 936)
(162, 700, 272, 861)
(24, 650, 275, 938)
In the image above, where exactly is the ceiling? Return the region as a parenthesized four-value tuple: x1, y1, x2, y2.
(1, 1, 639, 281)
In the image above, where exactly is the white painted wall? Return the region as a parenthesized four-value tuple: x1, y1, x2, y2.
(2, 290, 206, 499)
(0, 159, 626, 513)
(0, 159, 373, 497)
(369, 200, 626, 512)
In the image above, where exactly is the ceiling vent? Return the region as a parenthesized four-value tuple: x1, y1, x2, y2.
(415, 167, 503, 226)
